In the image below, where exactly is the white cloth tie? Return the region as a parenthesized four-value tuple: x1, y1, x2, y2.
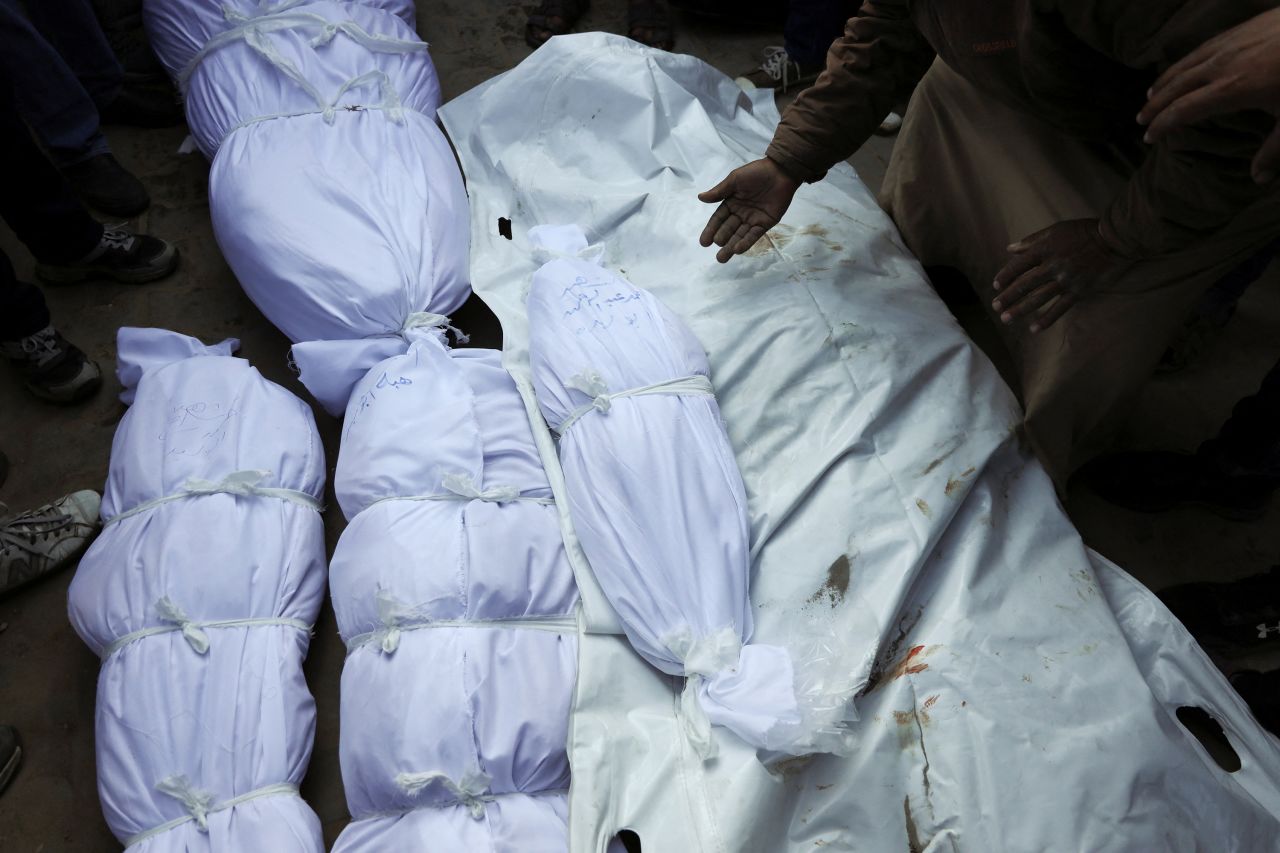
(395, 770, 493, 819)
(346, 588, 577, 655)
(555, 371, 715, 434)
(359, 473, 555, 518)
(372, 587, 414, 654)
(102, 469, 322, 526)
(156, 597, 210, 654)
(183, 9, 427, 90)
(99, 597, 313, 660)
(180, 11, 424, 147)
(125, 777, 300, 846)
(667, 627, 743, 761)
(399, 311, 469, 344)
(441, 472, 520, 504)
(157, 775, 214, 832)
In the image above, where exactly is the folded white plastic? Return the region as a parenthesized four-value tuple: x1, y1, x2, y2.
(325, 334, 579, 851)
(527, 224, 855, 759)
(68, 328, 328, 851)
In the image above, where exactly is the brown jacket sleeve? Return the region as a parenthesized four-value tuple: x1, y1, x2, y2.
(766, 0, 935, 183)
(1046, 0, 1279, 258)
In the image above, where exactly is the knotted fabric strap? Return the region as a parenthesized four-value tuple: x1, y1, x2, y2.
(554, 370, 715, 434)
(100, 596, 312, 660)
(441, 472, 520, 504)
(180, 9, 427, 91)
(346, 588, 576, 654)
(667, 627, 744, 762)
(124, 777, 300, 846)
(398, 312, 469, 344)
(395, 770, 492, 819)
(351, 786, 570, 824)
(219, 68, 408, 141)
(103, 469, 322, 526)
(360, 472, 555, 518)
(179, 10, 424, 147)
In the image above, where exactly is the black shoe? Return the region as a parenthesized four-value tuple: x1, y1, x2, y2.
(60, 153, 150, 217)
(0, 325, 103, 404)
(0, 726, 19, 796)
(99, 84, 183, 128)
(35, 227, 178, 285)
(1158, 566, 1280, 656)
(1079, 450, 1276, 521)
(1230, 670, 1280, 735)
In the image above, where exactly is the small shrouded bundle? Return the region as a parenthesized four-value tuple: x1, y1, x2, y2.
(68, 328, 328, 851)
(526, 225, 857, 759)
(326, 333, 580, 851)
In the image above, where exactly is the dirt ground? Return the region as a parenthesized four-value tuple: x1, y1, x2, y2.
(0, 2, 1276, 850)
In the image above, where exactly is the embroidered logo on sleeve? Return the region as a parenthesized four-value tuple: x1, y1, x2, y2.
(973, 39, 1017, 55)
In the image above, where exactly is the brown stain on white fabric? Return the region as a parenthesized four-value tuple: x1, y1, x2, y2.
(808, 553, 852, 607)
(944, 467, 977, 497)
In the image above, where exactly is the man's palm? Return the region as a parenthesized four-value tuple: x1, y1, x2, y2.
(699, 159, 800, 263)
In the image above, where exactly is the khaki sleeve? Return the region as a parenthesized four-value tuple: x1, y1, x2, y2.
(1046, 0, 1280, 257)
(766, 0, 935, 183)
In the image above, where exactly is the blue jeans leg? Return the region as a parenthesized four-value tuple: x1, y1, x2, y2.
(783, 0, 856, 68)
(0, 67, 103, 265)
(0, 0, 120, 165)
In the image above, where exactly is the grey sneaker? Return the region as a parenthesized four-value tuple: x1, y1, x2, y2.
(0, 726, 19, 796)
(735, 46, 822, 94)
(36, 226, 178, 285)
(0, 490, 101, 597)
(1, 325, 103, 404)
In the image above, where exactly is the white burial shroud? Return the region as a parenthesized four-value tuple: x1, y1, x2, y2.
(142, 0, 471, 353)
(325, 332, 580, 852)
(68, 327, 328, 852)
(527, 225, 857, 761)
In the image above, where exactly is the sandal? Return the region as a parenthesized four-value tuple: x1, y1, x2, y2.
(627, 0, 674, 51)
(526, 0, 590, 49)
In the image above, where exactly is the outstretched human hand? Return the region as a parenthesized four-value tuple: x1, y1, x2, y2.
(698, 158, 800, 263)
(1138, 7, 1280, 184)
(992, 219, 1135, 333)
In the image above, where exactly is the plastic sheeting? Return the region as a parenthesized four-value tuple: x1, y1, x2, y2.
(322, 333, 581, 851)
(68, 327, 328, 852)
(143, 0, 471, 348)
(441, 33, 1280, 852)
